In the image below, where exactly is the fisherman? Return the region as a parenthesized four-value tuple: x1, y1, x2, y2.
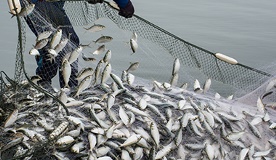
(25, 0, 134, 90)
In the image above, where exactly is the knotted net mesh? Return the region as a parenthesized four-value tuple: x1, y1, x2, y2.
(63, 0, 273, 98)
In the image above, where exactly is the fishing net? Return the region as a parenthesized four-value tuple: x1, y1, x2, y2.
(63, 1, 273, 95)
(1, 0, 276, 159)
(5, 0, 274, 99)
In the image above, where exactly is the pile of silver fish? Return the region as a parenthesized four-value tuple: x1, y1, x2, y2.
(1, 52, 276, 160)
(2, 9, 276, 159)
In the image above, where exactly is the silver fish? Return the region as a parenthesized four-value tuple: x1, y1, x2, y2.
(92, 45, 105, 55)
(61, 58, 71, 88)
(203, 78, 211, 93)
(103, 50, 112, 63)
(76, 67, 94, 81)
(194, 79, 203, 93)
(205, 144, 215, 160)
(71, 142, 84, 153)
(170, 72, 179, 86)
(68, 45, 83, 64)
(110, 73, 125, 89)
(94, 59, 105, 84)
(75, 75, 92, 97)
(126, 62, 139, 72)
(101, 63, 112, 84)
(239, 148, 249, 160)
(121, 134, 142, 147)
(155, 142, 175, 159)
(172, 58, 180, 75)
(34, 38, 48, 50)
(29, 48, 40, 56)
(84, 24, 106, 32)
(132, 31, 138, 42)
(88, 132, 97, 151)
(130, 38, 138, 53)
(54, 38, 69, 54)
(94, 35, 113, 44)
(82, 53, 96, 62)
(50, 28, 62, 49)
(56, 135, 74, 145)
(4, 109, 18, 128)
(119, 105, 130, 126)
(36, 30, 53, 41)
(150, 120, 160, 148)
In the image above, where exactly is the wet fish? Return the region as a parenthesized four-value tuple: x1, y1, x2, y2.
(29, 48, 40, 56)
(94, 35, 113, 44)
(75, 75, 92, 97)
(36, 30, 53, 41)
(94, 59, 105, 84)
(54, 37, 69, 54)
(103, 50, 112, 63)
(126, 62, 139, 72)
(130, 38, 138, 53)
(50, 28, 62, 49)
(92, 45, 105, 55)
(132, 31, 138, 41)
(172, 58, 180, 75)
(82, 53, 96, 62)
(101, 63, 112, 84)
(203, 78, 211, 93)
(34, 38, 48, 50)
(76, 67, 94, 81)
(194, 79, 203, 93)
(84, 24, 105, 32)
(61, 58, 71, 88)
(4, 109, 18, 128)
(68, 45, 83, 64)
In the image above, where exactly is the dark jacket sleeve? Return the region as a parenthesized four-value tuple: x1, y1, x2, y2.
(113, 0, 129, 8)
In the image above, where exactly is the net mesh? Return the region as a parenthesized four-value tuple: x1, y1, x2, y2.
(63, 1, 272, 95)
(4, 0, 273, 98)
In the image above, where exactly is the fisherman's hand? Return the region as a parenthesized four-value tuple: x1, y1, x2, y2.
(118, 0, 134, 18)
(87, 0, 104, 4)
